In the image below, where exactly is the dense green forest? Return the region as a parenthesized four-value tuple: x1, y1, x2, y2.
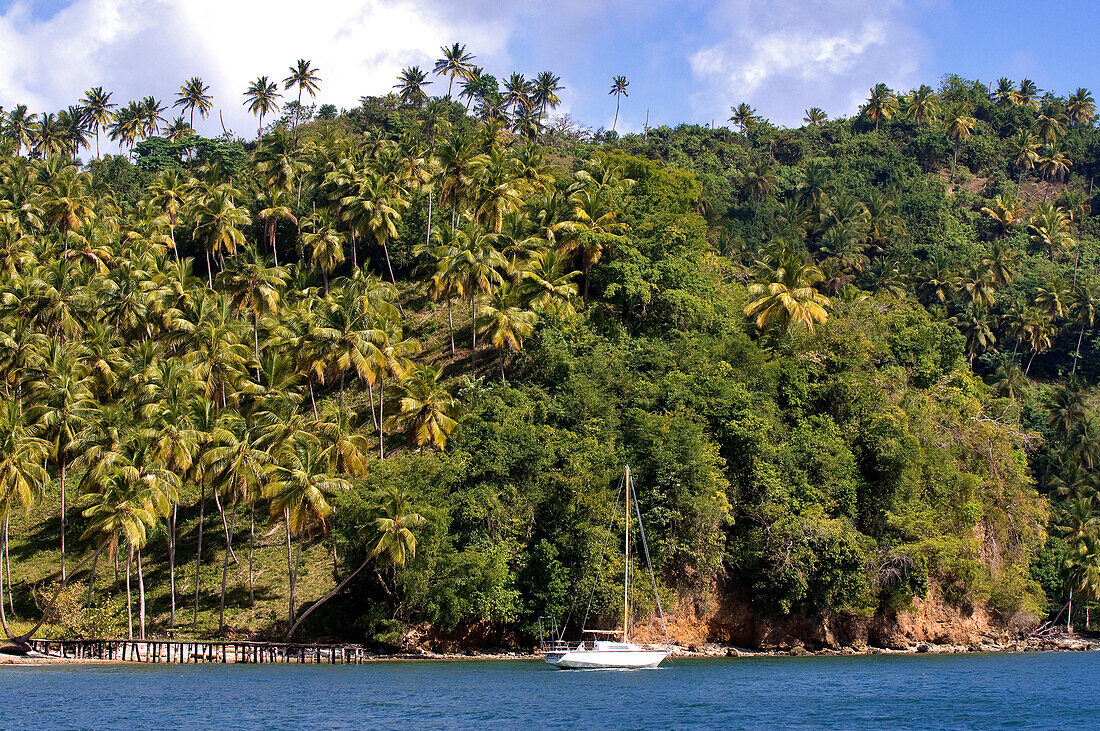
(0, 47, 1097, 647)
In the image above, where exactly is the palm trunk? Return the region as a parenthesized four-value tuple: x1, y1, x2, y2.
(351, 231, 358, 269)
(952, 142, 959, 179)
(214, 489, 237, 565)
(287, 549, 372, 639)
(248, 503, 256, 606)
(285, 509, 296, 628)
(379, 376, 385, 460)
(1074, 323, 1086, 375)
(4, 517, 12, 614)
(470, 296, 477, 374)
(1026, 350, 1037, 375)
(0, 525, 8, 638)
(218, 500, 237, 631)
(269, 225, 279, 267)
(86, 549, 99, 606)
(382, 239, 397, 286)
(500, 350, 505, 382)
(1068, 587, 1074, 633)
(192, 482, 206, 628)
(205, 249, 214, 288)
(126, 547, 134, 640)
(367, 380, 378, 430)
(168, 504, 177, 628)
(308, 377, 318, 419)
(170, 225, 179, 262)
(447, 298, 456, 354)
(613, 98, 620, 133)
(137, 548, 146, 640)
(59, 457, 66, 582)
(426, 191, 433, 249)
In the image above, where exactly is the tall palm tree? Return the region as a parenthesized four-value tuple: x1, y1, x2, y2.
(433, 43, 474, 99)
(1029, 202, 1074, 260)
(147, 169, 189, 261)
(80, 87, 116, 159)
(992, 78, 1016, 105)
(301, 211, 345, 292)
(609, 76, 629, 133)
(173, 77, 213, 133)
(1036, 112, 1067, 144)
(394, 66, 432, 107)
(440, 223, 508, 373)
(7, 106, 36, 156)
(244, 76, 281, 137)
(27, 347, 95, 582)
(387, 365, 458, 450)
(744, 252, 830, 334)
(981, 194, 1026, 235)
(283, 59, 322, 108)
(1070, 280, 1099, 375)
(478, 284, 537, 380)
(219, 247, 288, 359)
(502, 73, 531, 118)
(138, 96, 167, 137)
(1011, 131, 1041, 186)
(945, 106, 976, 178)
(562, 187, 628, 297)
(1016, 78, 1040, 108)
(341, 167, 407, 285)
(862, 83, 898, 131)
(255, 188, 297, 267)
(266, 434, 348, 629)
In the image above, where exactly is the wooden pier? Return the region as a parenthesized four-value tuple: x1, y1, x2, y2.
(25, 638, 374, 664)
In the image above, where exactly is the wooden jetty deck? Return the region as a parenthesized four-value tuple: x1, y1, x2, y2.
(25, 638, 374, 664)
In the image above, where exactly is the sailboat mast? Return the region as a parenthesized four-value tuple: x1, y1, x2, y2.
(624, 465, 630, 643)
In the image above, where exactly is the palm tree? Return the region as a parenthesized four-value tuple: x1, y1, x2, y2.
(219, 247, 288, 359)
(286, 486, 424, 639)
(441, 223, 508, 373)
(1036, 112, 1067, 144)
(34, 112, 66, 157)
(433, 43, 474, 99)
(1010, 131, 1041, 186)
(7, 105, 36, 156)
(301, 212, 345, 292)
(1016, 78, 1040, 108)
(1029, 202, 1074, 260)
(904, 85, 939, 126)
(147, 169, 189, 261)
(532, 72, 564, 119)
(138, 96, 167, 137)
(244, 76, 281, 137)
(960, 263, 997, 310)
(80, 456, 177, 640)
(562, 187, 628, 297)
(609, 76, 629, 132)
(255, 188, 297, 267)
(992, 78, 1016, 105)
(1066, 88, 1096, 127)
(945, 106, 976, 178)
(0, 399, 50, 630)
(742, 160, 778, 221)
(173, 77, 213, 133)
(519, 248, 579, 317)
(953, 306, 996, 363)
(745, 252, 830, 334)
(478, 285, 537, 380)
(386, 365, 458, 450)
(1070, 280, 1099, 375)
(502, 73, 531, 118)
(193, 187, 249, 285)
(284, 59, 322, 109)
(266, 434, 348, 628)
(1038, 146, 1073, 183)
(80, 87, 116, 159)
(861, 83, 898, 131)
(981, 194, 1026, 235)
(394, 66, 432, 107)
(728, 103, 760, 134)
(803, 107, 828, 126)
(341, 167, 407, 285)
(27, 348, 95, 582)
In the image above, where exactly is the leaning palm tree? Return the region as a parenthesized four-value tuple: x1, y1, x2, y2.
(80, 87, 116, 158)
(146, 169, 190, 261)
(285, 486, 425, 639)
(609, 76, 629, 132)
(744, 251, 830, 335)
(1010, 131, 1041, 186)
(243, 76, 281, 137)
(173, 77, 213, 132)
(433, 43, 474, 99)
(394, 66, 432, 107)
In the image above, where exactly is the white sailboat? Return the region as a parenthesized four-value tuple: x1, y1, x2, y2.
(543, 466, 672, 669)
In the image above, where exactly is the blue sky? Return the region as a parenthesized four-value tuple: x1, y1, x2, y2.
(0, 0, 1096, 140)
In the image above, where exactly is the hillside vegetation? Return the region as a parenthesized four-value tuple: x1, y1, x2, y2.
(0, 56, 1097, 647)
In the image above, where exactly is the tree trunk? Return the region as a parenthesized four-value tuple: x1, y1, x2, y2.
(309, 377, 318, 420)
(86, 549, 99, 606)
(952, 142, 959, 179)
(382, 239, 397, 286)
(206, 249, 214, 288)
(613, 98, 620, 133)
(286, 551, 374, 640)
(367, 380, 378, 430)
(351, 231, 358, 269)
(379, 376, 385, 460)
(137, 548, 146, 640)
(126, 547, 134, 640)
(470, 296, 477, 374)
(0, 525, 8, 638)
(168, 504, 177, 629)
(269, 224, 279, 267)
(285, 508, 296, 628)
(1026, 350, 1037, 375)
(447, 298, 455, 354)
(193, 482, 206, 628)
(3, 517, 11, 613)
(218, 500, 237, 631)
(426, 191, 433, 249)
(248, 503, 256, 606)
(214, 488, 237, 565)
(60, 457, 66, 582)
(1068, 587, 1074, 633)
(1074, 323, 1086, 375)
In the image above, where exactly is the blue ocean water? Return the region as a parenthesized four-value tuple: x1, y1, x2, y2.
(1, 652, 1095, 729)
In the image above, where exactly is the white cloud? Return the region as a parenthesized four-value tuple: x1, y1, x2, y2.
(0, 0, 512, 144)
(687, 0, 926, 127)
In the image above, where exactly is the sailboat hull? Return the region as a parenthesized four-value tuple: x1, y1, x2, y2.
(545, 648, 669, 669)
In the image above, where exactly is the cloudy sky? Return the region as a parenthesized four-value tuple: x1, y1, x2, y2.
(0, 0, 1097, 141)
